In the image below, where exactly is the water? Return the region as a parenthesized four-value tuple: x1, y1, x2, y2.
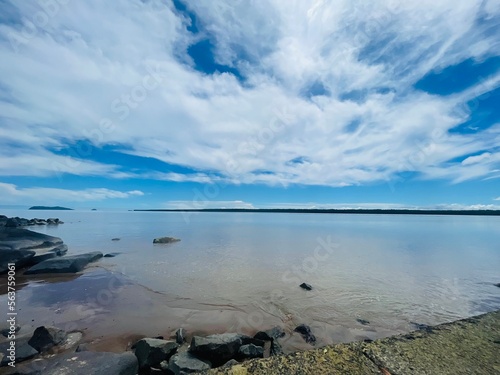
(2, 209, 500, 350)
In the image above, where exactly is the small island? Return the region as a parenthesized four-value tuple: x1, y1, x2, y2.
(29, 206, 73, 210)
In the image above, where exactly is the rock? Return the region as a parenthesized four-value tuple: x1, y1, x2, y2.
(1, 324, 20, 337)
(0, 335, 38, 366)
(294, 324, 316, 344)
(166, 352, 211, 374)
(28, 326, 67, 352)
(5, 218, 20, 228)
(300, 282, 313, 291)
(254, 326, 286, 341)
(76, 343, 89, 352)
(175, 328, 186, 345)
(357, 318, 370, 326)
(10, 351, 138, 374)
(495, 283, 500, 288)
(58, 332, 83, 351)
(189, 333, 246, 366)
(270, 340, 284, 356)
(221, 359, 239, 368)
(103, 252, 120, 258)
(134, 338, 178, 369)
(29, 244, 68, 265)
(239, 344, 264, 359)
(153, 237, 180, 244)
(0, 227, 64, 252)
(46, 218, 59, 225)
(0, 250, 35, 274)
(111, 238, 120, 241)
(24, 252, 103, 274)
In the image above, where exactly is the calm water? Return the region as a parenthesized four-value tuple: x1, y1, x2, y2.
(2, 209, 500, 349)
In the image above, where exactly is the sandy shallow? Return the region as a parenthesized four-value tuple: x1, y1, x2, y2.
(0, 265, 407, 355)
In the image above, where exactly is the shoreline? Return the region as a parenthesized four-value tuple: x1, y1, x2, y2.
(206, 309, 500, 374)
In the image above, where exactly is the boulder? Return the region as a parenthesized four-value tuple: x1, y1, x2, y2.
(153, 237, 180, 244)
(28, 326, 67, 352)
(239, 344, 264, 359)
(103, 252, 120, 258)
(0, 227, 64, 252)
(189, 333, 245, 366)
(134, 338, 178, 369)
(9, 351, 138, 375)
(0, 250, 35, 274)
(166, 352, 211, 374)
(299, 282, 313, 291)
(5, 218, 20, 228)
(254, 326, 285, 356)
(495, 283, 500, 288)
(175, 328, 186, 345)
(46, 218, 60, 225)
(29, 244, 68, 265)
(294, 324, 316, 344)
(111, 238, 120, 241)
(0, 335, 38, 366)
(24, 252, 103, 274)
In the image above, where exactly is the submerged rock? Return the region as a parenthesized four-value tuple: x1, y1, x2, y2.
(134, 338, 178, 369)
(300, 282, 313, 291)
(104, 252, 120, 258)
(166, 352, 211, 374)
(153, 237, 180, 244)
(24, 251, 103, 274)
(111, 238, 120, 241)
(294, 324, 317, 345)
(357, 318, 370, 326)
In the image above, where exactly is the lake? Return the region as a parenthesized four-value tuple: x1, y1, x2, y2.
(1, 209, 499, 352)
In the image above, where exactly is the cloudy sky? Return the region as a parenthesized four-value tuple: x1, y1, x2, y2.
(0, 0, 499, 209)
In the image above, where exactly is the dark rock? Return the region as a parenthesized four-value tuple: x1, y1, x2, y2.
(254, 326, 286, 341)
(166, 352, 211, 374)
(111, 238, 120, 241)
(28, 326, 67, 352)
(103, 253, 120, 258)
(0, 227, 64, 251)
(1, 324, 20, 337)
(46, 218, 59, 225)
(270, 340, 284, 356)
(189, 333, 245, 366)
(495, 283, 500, 288)
(299, 282, 313, 291)
(0, 335, 38, 366)
(0, 250, 35, 274)
(24, 252, 103, 274)
(175, 328, 186, 345)
(29, 244, 68, 265)
(10, 351, 138, 374)
(5, 218, 20, 228)
(294, 324, 316, 344)
(134, 338, 178, 369)
(356, 318, 370, 326)
(239, 344, 264, 359)
(153, 237, 180, 244)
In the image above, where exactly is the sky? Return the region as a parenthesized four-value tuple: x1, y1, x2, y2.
(0, 0, 499, 210)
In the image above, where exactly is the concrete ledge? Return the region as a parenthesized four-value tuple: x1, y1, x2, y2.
(206, 310, 500, 374)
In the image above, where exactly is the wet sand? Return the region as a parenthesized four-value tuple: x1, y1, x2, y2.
(0, 265, 407, 356)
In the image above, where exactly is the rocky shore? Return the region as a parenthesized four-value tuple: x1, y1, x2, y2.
(1, 214, 499, 374)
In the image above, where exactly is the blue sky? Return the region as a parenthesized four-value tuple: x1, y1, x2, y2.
(0, 0, 499, 209)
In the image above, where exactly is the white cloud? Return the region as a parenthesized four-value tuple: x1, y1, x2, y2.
(0, 183, 144, 204)
(0, 0, 499, 187)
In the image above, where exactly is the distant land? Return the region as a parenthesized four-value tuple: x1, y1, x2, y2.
(134, 208, 500, 216)
(29, 206, 73, 210)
